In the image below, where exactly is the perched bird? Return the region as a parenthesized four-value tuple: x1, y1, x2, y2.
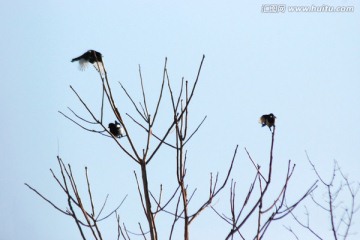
(259, 113, 276, 131)
(71, 50, 104, 73)
(108, 121, 125, 138)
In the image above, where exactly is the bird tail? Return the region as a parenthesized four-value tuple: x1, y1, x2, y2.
(71, 57, 81, 62)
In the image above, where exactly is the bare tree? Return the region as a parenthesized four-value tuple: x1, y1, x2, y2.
(25, 54, 357, 240)
(26, 55, 237, 239)
(210, 127, 317, 240)
(25, 156, 126, 240)
(286, 153, 360, 240)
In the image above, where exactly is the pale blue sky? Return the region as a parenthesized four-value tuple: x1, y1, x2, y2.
(1, 1, 359, 239)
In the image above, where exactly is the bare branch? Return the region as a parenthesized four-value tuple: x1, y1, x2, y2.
(183, 115, 207, 146)
(24, 183, 70, 215)
(189, 145, 238, 224)
(118, 81, 147, 122)
(151, 58, 167, 126)
(138, 64, 150, 119)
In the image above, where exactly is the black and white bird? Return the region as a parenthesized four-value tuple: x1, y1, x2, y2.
(259, 113, 276, 131)
(71, 50, 104, 73)
(108, 121, 125, 138)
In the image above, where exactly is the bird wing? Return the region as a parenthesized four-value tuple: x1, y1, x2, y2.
(259, 116, 265, 124)
(78, 59, 89, 71)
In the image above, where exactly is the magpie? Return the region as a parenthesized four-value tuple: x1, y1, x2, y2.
(71, 50, 104, 73)
(259, 113, 276, 131)
(108, 121, 125, 138)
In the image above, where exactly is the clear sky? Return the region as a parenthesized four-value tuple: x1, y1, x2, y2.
(1, 0, 359, 239)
